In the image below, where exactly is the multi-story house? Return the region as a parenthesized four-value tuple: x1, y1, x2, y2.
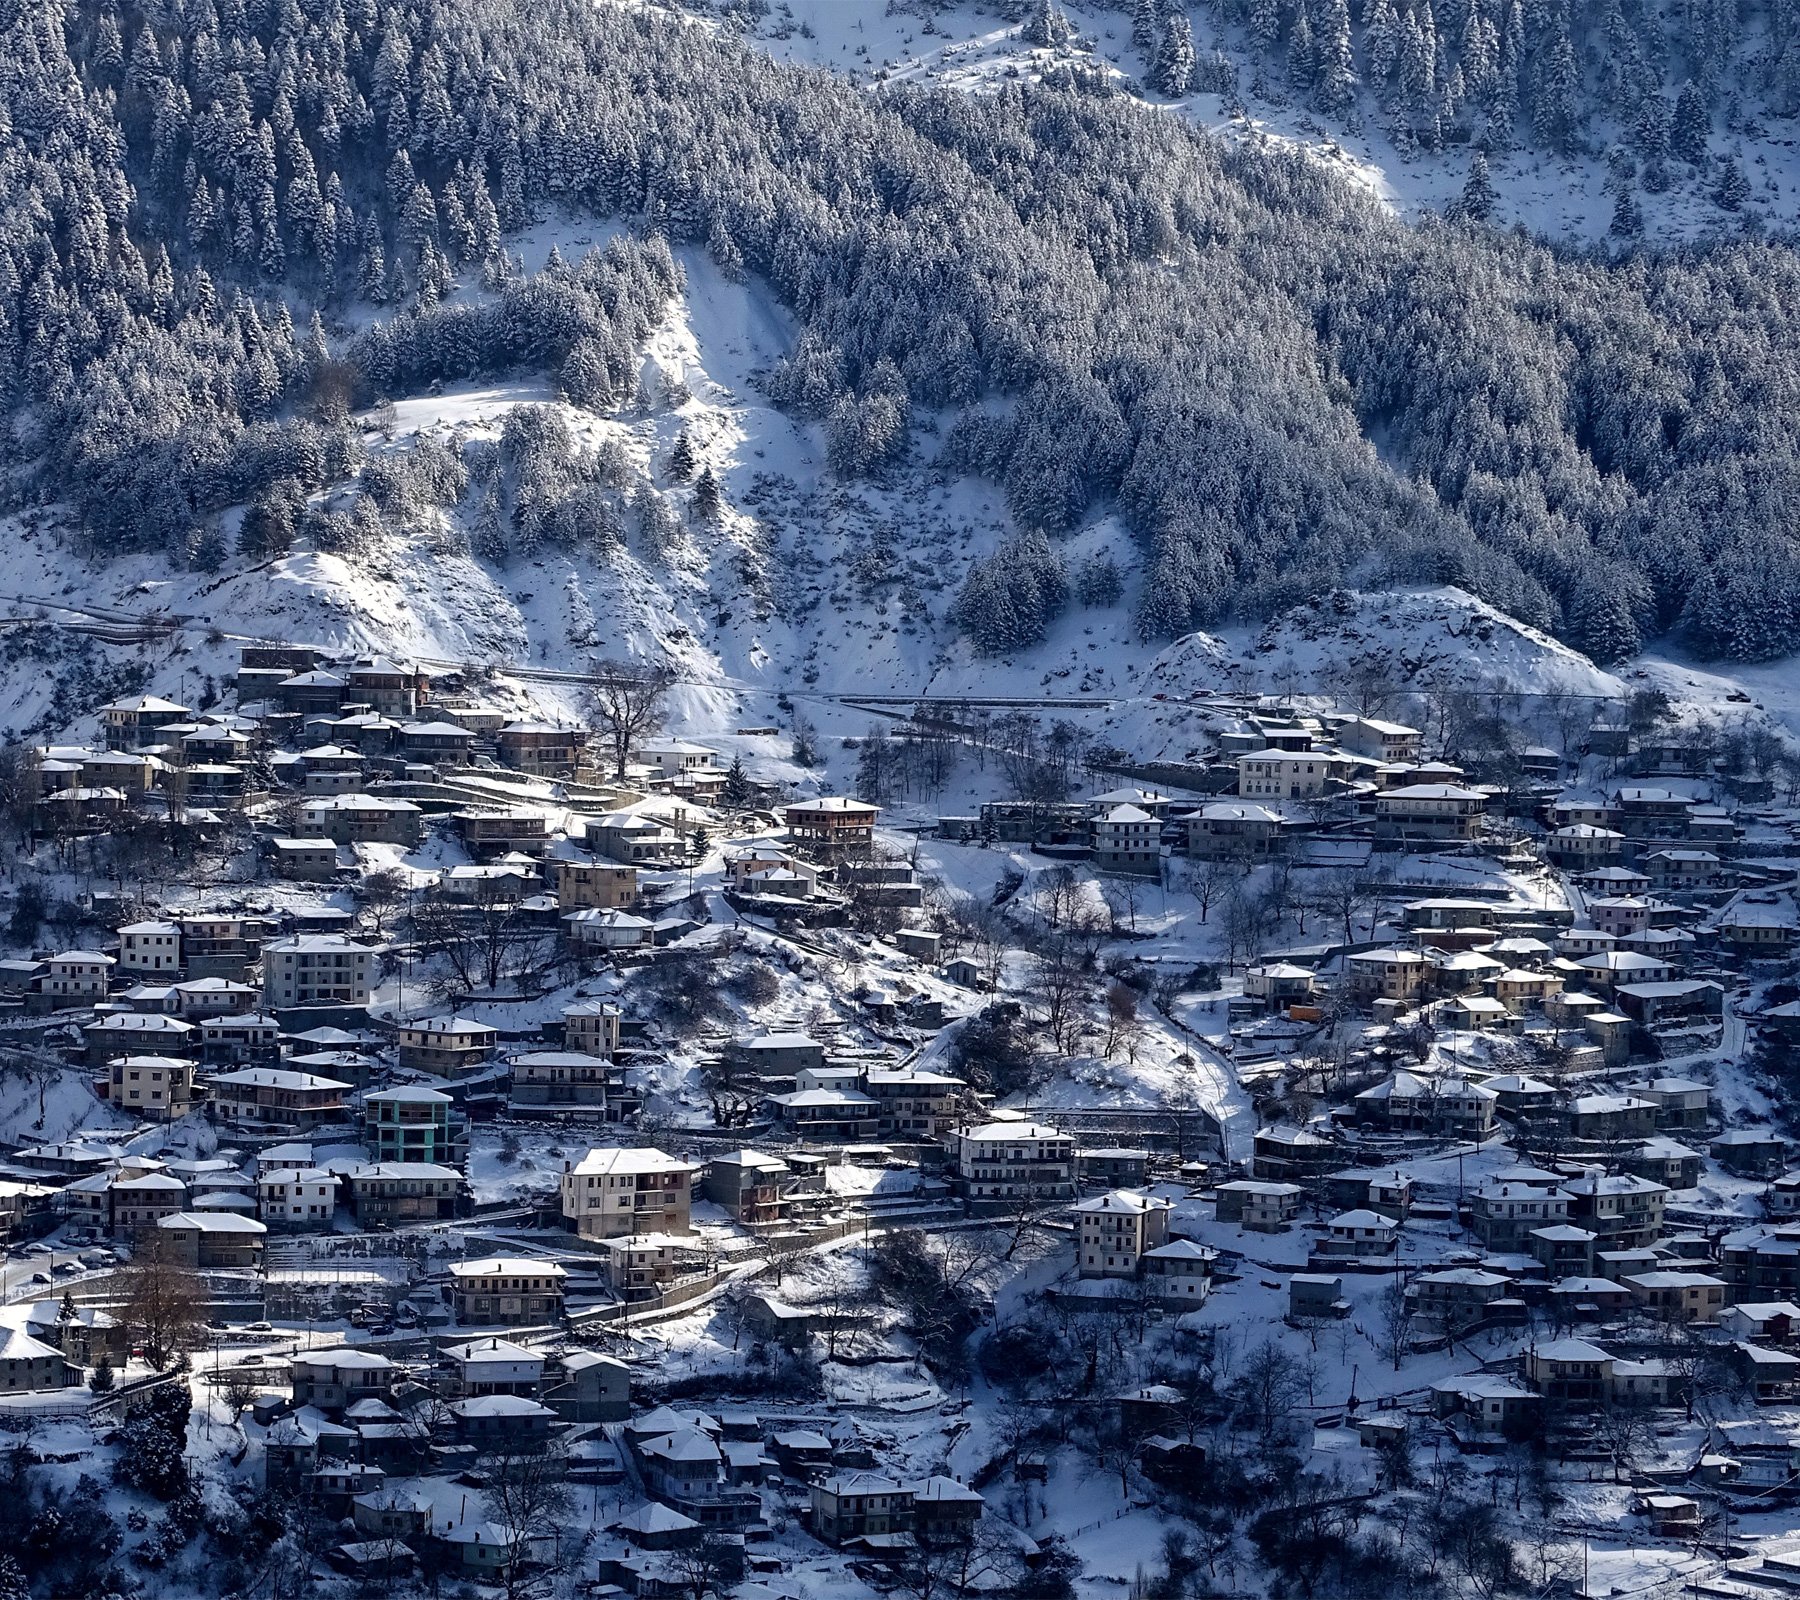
(447, 1258, 566, 1326)
(364, 1085, 462, 1165)
(1236, 749, 1352, 800)
(561, 1147, 698, 1238)
(951, 1121, 1075, 1203)
(1074, 1189, 1172, 1279)
(1562, 1172, 1669, 1249)
(101, 694, 191, 751)
(297, 794, 423, 847)
(495, 722, 586, 776)
(1089, 804, 1161, 877)
(550, 860, 639, 910)
(561, 999, 622, 1059)
(1470, 1180, 1570, 1252)
(117, 921, 181, 976)
(783, 796, 880, 858)
(207, 1066, 350, 1131)
(509, 1051, 620, 1113)
(862, 1068, 966, 1139)
(40, 950, 114, 1005)
(262, 934, 376, 1009)
(396, 1015, 499, 1078)
(257, 1167, 339, 1228)
(810, 1473, 916, 1546)
(702, 1149, 793, 1226)
(106, 1054, 196, 1120)
(1373, 784, 1488, 840)
(346, 1163, 462, 1226)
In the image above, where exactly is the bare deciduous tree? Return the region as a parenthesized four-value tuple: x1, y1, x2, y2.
(119, 1231, 206, 1368)
(587, 658, 676, 781)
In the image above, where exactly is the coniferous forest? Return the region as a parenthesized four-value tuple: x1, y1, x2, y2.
(7, 0, 1800, 662)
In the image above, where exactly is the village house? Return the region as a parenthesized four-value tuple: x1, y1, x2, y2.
(784, 795, 880, 858)
(1186, 801, 1286, 860)
(448, 1258, 567, 1326)
(341, 656, 427, 716)
(1567, 1094, 1660, 1143)
(862, 1068, 967, 1139)
(1546, 825, 1625, 869)
(1717, 904, 1797, 954)
(1429, 1374, 1540, 1439)
(262, 934, 377, 1010)
(106, 1054, 196, 1120)
(1562, 1172, 1669, 1249)
(558, 904, 655, 955)
(396, 1015, 500, 1078)
(1143, 1238, 1216, 1304)
(207, 1066, 350, 1131)
(1075, 1189, 1173, 1279)
(951, 1121, 1076, 1203)
(1325, 1169, 1415, 1220)
(1345, 949, 1431, 1004)
(0, 1327, 78, 1394)
(510, 1050, 620, 1113)
(1314, 1208, 1400, 1260)
(399, 720, 477, 764)
(1089, 804, 1161, 876)
(1623, 1269, 1728, 1324)
(84, 1011, 196, 1064)
(345, 1162, 462, 1226)
(1237, 748, 1353, 800)
(117, 920, 181, 976)
(1214, 1179, 1303, 1231)
(1408, 1268, 1515, 1326)
(156, 1211, 266, 1269)
(1374, 783, 1488, 840)
(257, 1167, 340, 1228)
(291, 1348, 398, 1414)
(727, 848, 821, 899)
(1525, 1338, 1677, 1408)
(735, 1032, 826, 1078)
(109, 1170, 188, 1234)
(179, 912, 271, 978)
(364, 1086, 461, 1165)
(101, 694, 191, 751)
(703, 1149, 793, 1226)
(550, 859, 639, 910)
(1243, 961, 1316, 1009)
(442, 1337, 545, 1399)
(561, 1146, 698, 1238)
(586, 811, 683, 865)
(557, 999, 623, 1060)
(1643, 849, 1726, 892)
(1355, 1070, 1498, 1137)
(1337, 716, 1424, 763)
(456, 808, 555, 856)
(39, 950, 115, 1007)
(297, 793, 424, 847)
(1627, 1076, 1714, 1131)
(496, 721, 586, 776)
(810, 1473, 915, 1546)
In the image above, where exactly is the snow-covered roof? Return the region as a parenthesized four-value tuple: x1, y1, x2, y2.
(449, 1258, 568, 1279)
(569, 1147, 698, 1178)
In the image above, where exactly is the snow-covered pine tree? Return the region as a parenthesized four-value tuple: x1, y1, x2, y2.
(1149, 14, 1197, 94)
(1671, 81, 1711, 162)
(1456, 151, 1497, 218)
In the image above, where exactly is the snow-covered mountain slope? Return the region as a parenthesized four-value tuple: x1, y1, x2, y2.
(697, 0, 1800, 245)
(5, 219, 1795, 762)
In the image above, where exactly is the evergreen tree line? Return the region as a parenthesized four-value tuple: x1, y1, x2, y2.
(7, 0, 1800, 660)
